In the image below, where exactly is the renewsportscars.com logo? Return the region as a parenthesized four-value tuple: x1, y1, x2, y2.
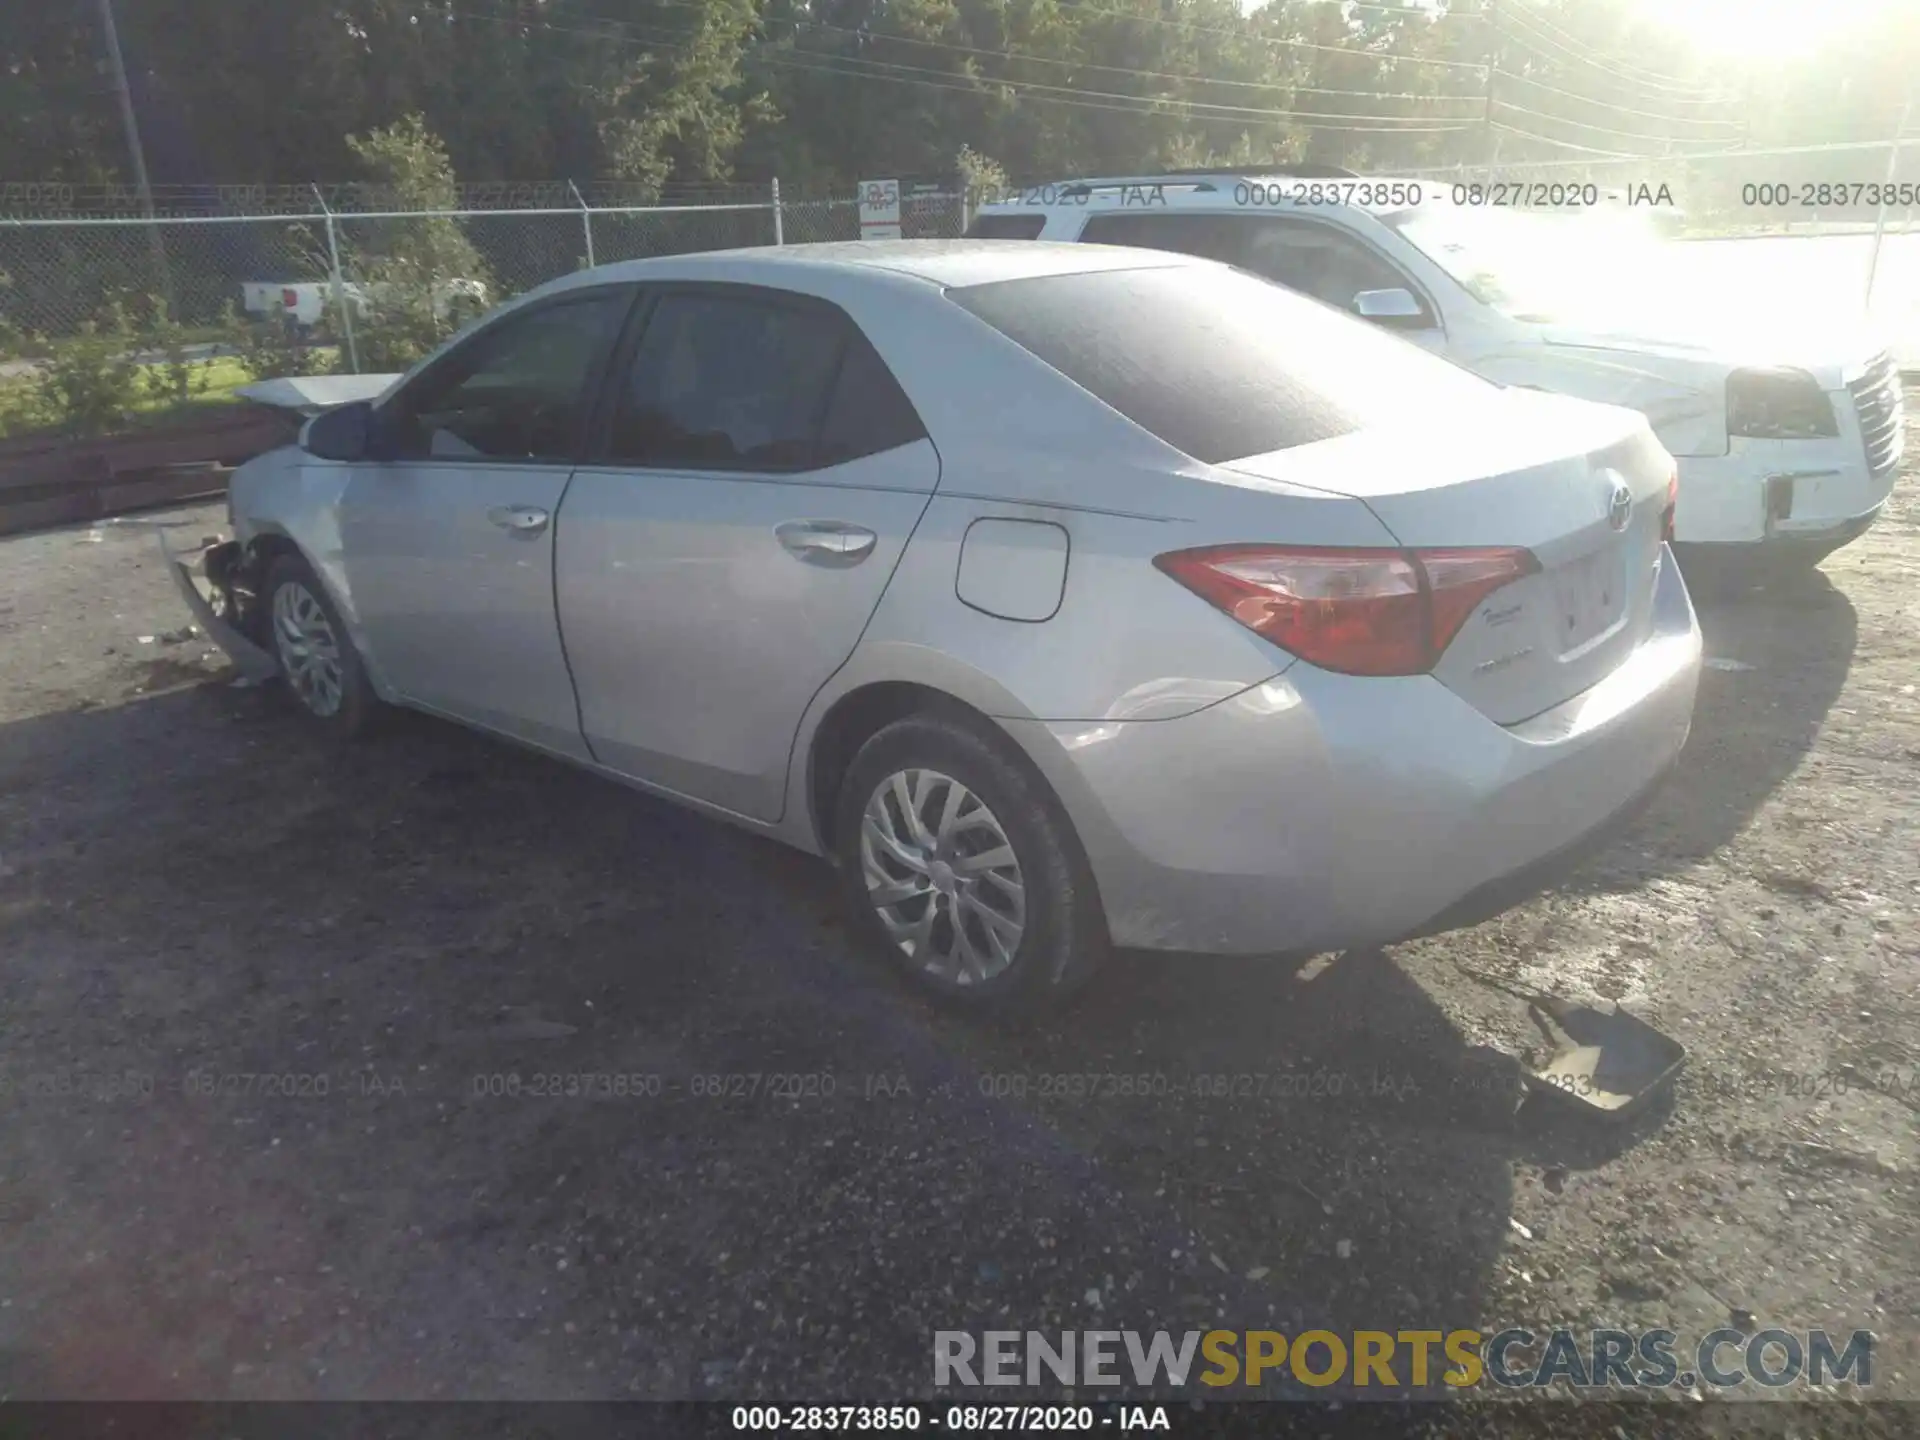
(934, 1328, 1874, 1391)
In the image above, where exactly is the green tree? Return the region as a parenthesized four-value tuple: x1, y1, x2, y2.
(342, 116, 494, 371)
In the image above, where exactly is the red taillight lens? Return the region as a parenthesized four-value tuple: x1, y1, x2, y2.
(1153, 544, 1539, 677)
(1661, 467, 1678, 544)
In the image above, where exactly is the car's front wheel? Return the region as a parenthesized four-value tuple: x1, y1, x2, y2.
(832, 711, 1107, 1014)
(263, 552, 378, 738)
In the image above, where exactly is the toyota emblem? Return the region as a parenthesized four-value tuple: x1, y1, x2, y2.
(1606, 479, 1633, 532)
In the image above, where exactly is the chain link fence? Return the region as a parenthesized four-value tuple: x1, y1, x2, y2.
(0, 187, 969, 370)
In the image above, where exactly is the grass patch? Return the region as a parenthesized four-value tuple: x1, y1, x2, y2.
(0, 354, 252, 442)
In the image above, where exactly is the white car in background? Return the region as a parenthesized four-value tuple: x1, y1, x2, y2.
(970, 169, 1905, 572)
(240, 277, 491, 331)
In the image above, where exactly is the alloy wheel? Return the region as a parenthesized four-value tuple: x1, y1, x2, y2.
(271, 580, 345, 718)
(859, 767, 1027, 985)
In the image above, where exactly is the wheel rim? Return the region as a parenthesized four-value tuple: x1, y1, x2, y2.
(859, 767, 1027, 986)
(271, 580, 345, 718)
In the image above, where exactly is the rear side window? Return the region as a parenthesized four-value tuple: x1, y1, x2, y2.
(964, 214, 1048, 240)
(817, 334, 927, 464)
(606, 293, 845, 472)
(947, 264, 1498, 465)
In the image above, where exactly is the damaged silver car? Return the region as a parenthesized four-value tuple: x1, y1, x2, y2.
(170, 242, 1699, 1014)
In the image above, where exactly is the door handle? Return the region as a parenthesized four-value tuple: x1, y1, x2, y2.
(488, 505, 551, 536)
(776, 520, 877, 566)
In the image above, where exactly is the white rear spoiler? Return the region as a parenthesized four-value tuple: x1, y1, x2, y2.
(235, 374, 404, 417)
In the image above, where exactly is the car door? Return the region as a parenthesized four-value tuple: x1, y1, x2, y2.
(554, 285, 938, 821)
(338, 285, 635, 758)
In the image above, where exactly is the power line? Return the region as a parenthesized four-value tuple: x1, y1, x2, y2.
(1497, 2, 1731, 92)
(1491, 98, 1734, 147)
(1408, 134, 1920, 174)
(461, 9, 1481, 130)
(463, 0, 1490, 73)
(1340, 0, 1478, 18)
(1496, 8, 1734, 99)
(792, 18, 1485, 102)
(773, 39, 1479, 123)
(1050, 0, 1492, 72)
(1487, 118, 1645, 157)
(763, 47, 1481, 129)
(459, 0, 1487, 76)
(1492, 70, 1741, 127)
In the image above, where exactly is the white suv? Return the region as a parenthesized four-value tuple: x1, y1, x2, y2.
(969, 168, 1904, 569)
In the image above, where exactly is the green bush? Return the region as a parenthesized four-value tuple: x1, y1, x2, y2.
(35, 303, 143, 439)
(141, 298, 220, 409)
(227, 304, 334, 383)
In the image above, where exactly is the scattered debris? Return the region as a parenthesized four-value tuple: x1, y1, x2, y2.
(1287, 1176, 1334, 1215)
(1510, 1217, 1533, 1241)
(1704, 656, 1755, 672)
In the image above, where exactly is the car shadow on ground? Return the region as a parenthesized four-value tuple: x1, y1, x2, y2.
(1562, 566, 1857, 896)
(0, 681, 1592, 1401)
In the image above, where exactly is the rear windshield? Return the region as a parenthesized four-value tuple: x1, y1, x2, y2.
(963, 213, 1048, 240)
(946, 263, 1499, 464)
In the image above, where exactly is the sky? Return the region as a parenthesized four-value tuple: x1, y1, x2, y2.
(1629, 0, 1900, 58)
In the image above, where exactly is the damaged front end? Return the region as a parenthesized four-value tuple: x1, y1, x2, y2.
(157, 371, 402, 687)
(160, 530, 279, 684)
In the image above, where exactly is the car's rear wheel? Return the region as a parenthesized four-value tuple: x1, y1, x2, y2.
(264, 553, 377, 738)
(832, 711, 1106, 1014)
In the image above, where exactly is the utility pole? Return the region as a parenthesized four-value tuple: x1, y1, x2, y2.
(96, 0, 174, 313)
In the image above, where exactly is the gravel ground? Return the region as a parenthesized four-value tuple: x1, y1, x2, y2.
(0, 412, 1915, 1416)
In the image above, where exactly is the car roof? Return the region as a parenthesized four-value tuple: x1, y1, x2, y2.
(973, 173, 1426, 218)
(551, 239, 1200, 293)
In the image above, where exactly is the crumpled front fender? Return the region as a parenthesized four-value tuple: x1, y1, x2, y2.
(158, 529, 279, 683)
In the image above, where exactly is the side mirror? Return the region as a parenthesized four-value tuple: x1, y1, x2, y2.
(1353, 288, 1430, 329)
(299, 399, 375, 462)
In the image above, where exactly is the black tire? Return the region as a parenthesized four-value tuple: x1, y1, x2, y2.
(832, 710, 1108, 1015)
(262, 552, 379, 739)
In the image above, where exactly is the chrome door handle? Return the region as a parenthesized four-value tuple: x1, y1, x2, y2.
(776, 520, 877, 566)
(488, 505, 551, 535)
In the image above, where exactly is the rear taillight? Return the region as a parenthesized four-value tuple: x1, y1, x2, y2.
(1153, 544, 1539, 677)
(1660, 467, 1678, 544)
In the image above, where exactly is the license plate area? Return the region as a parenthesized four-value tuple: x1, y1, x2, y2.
(1548, 547, 1625, 654)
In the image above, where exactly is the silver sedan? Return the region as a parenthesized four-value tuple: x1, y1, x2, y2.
(183, 241, 1702, 1014)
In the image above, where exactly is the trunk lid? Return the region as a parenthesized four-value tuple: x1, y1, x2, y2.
(1218, 390, 1673, 723)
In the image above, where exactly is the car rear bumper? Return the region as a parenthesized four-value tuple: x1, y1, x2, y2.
(1014, 547, 1702, 956)
(1675, 501, 1884, 575)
